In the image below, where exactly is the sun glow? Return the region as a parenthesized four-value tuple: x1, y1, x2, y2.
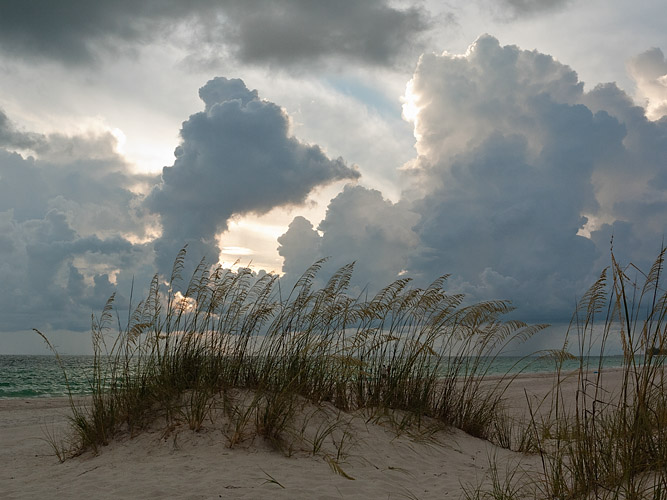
(216, 218, 286, 274)
(221, 246, 254, 256)
(110, 128, 127, 155)
(401, 79, 420, 124)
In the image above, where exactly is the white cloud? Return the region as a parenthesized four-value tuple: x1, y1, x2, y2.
(628, 47, 667, 120)
(407, 36, 667, 319)
(281, 35, 667, 323)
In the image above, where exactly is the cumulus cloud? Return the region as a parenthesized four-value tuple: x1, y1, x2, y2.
(0, 116, 158, 237)
(581, 82, 667, 268)
(1, 76, 363, 343)
(278, 185, 420, 290)
(146, 77, 359, 275)
(0, 109, 47, 151)
(280, 35, 667, 323)
(0, 0, 431, 68)
(405, 36, 667, 319)
(628, 47, 667, 120)
(0, 116, 156, 336)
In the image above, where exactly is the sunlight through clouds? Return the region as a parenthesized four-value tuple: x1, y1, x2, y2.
(0, 0, 665, 353)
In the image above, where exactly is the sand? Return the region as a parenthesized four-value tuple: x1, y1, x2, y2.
(0, 369, 627, 499)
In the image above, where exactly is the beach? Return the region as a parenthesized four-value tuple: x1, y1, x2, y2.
(0, 368, 630, 499)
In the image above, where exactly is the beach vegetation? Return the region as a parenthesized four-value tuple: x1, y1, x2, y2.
(36, 245, 667, 498)
(36, 248, 543, 463)
(505, 248, 667, 499)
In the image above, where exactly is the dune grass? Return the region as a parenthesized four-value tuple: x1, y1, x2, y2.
(36, 246, 667, 498)
(541, 249, 667, 499)
(36, 249, 544, 460)
(467, 249, 667, 500)
(38, 247, 667, 498)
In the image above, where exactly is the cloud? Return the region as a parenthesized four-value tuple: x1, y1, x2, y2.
(0, 109, 47, 151)
(146, 77, 359, 275)
(581, 82, 667, 268)
(628, 47, 667, 120)
(0, 1, 204, 65)
(278, 185, 420, 290)
(0, 76, 363, 343)
(0, 198, 146, 335)
(482, 0, 571, 19)
(0, 0, 432, 68)
(405, 36, 667, 319)
(276, 216, 323, 279)
(280, 35, 667, 323)
(0, 119, 158, 238)
(216, 0, 431, 68)
(502, 0, 570, 14)
(0, 116, 156, 335)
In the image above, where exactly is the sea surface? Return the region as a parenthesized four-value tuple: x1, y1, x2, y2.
(0, 355, 97, 398)
(0, 354, 631, 399)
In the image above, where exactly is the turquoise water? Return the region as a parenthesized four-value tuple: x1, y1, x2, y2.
(0, 355, 96, 398)
(477, 354, 627, 376)
(0, 354, 632, 399)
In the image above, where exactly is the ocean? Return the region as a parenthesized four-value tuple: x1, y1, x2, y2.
(0, 355, 97, 398)
(0, 354, 630, 399)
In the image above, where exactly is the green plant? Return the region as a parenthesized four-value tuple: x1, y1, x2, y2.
(502, 248, 667, 500)
(38, 248, 542, 464)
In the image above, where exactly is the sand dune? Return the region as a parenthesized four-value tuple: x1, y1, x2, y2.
(0, 369, 627, 499)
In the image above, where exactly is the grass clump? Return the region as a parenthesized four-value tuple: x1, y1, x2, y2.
(37, 248, 544, 459)
(501, 248, 667, 499)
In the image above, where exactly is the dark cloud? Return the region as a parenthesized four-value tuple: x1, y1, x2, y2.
(146, 77, 359, 275)
(0, 0, 432, 68)
(581, 82, 667, 269)
(280, 35, 667, 323)
(1, 205, 148, 333)
(0, 199, 147, 334)
(218, 0, 431, 68)
(0, 0, 202, 65)
(405, 37, 665, 319)
(278, 186, 419, 289)
(0, 116, 156, 335)
(483, 0, 571, 19)
(0, 109, 47, 151)
(277, 216, 322, 279)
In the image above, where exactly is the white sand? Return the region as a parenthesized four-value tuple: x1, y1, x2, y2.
(0, 369, 628, 499)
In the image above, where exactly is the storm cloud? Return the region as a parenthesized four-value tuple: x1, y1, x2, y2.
(0, 122, 154, 335)
(0, 0, 431, 68)
(480, 0, 571, 19)
(278, 185, 419, 289)
(0, 109, 47, 151)
(0, 77, 361, 345)
(280, 35, 667, 322)
(215, 0, 431, 68)
(146, 77, 359, 275)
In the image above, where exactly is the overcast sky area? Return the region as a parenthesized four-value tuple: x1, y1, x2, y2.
(1, 0, 666, 354)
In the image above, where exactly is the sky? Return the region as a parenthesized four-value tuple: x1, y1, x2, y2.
(1, 0, 666, 354)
